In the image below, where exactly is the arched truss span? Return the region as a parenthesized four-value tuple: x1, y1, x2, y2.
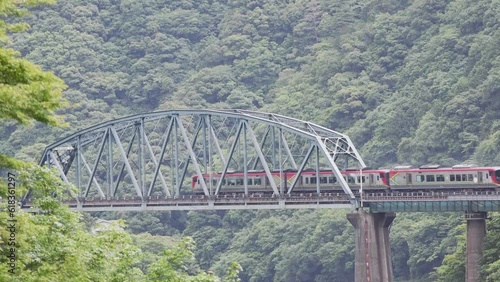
(33, 110, 365, 205)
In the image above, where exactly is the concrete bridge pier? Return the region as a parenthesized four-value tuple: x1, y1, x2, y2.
(347, 211, 396, 282)
(465, 212, 487, 282)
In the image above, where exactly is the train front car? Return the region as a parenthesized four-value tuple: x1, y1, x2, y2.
(389, 164, 500, 192)
(494, 168, 500, 188)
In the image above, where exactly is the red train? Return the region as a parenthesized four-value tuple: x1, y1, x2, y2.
(192, 165, 500, 194)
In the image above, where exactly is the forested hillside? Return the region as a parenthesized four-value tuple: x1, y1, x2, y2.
(2, 0, 500, 281)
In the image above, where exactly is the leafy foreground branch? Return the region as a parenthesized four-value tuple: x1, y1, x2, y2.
(0, 165, 241, 281)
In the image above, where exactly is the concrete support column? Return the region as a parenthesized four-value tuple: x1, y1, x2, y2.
(347, 211, 396, 282)
(465, 212, 487, 282)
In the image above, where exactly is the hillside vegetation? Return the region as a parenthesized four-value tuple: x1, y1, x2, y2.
(2, 0, 500, 281)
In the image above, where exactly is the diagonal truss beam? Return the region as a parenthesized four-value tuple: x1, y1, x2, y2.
(84, 130, 108, 198)
(288, 145, 315, 194)
(49, 151, 78, 203)
(175, 116, 209, 196)
(177, 117, 204, 193)
(149, 118, 175, 196)
(144, 133, 170, 197)
(316, 136, 355, 199)
(110, 126, 142, 199)
(80, 152, 105, 198)
(245, 121, 279, 195)
(112, 128, 137, 197)
(215, 121, 244, 195)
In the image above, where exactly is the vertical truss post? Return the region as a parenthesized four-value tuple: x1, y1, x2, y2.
(202, 116, 208, 174)
(174, 116, 180, 196)
(245, 121, 279, 195)
(316, 145, 320, 194)
(271, 126, 276, 170)
(108, 127, 113, 197)
(279, 128, 283, 195)
(243, 123, 248, 196)
(139, 119, 146, 197)
(76, 136, 81, 192)
(111, 127, 142, 199)
(207, 116, 213, 195)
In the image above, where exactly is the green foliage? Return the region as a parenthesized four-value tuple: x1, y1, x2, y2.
(0, 0, 68, 169)
(3, 0, 500, 281)
(0, 47, 67, 126)
(0, 165, 144, 281)
(147, 237, 220, 282)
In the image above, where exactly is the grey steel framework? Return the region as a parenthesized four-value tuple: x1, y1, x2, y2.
(364, 191, 500, 212)
(23, 110, 366, 210)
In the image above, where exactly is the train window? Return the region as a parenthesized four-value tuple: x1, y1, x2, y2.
(213, 180, 217, 186)
(455, 174, 462, 181)
(436, 175, 445, 182)
(328, 176, 337, 183)
(486, 173, 489, 179)
(305, 177, 309, 184)
(426, 175, 435, 182)
(450, 175, 455, 181)
(320, 177, 328, 184)
(347, 176, 355, 184)
(254, 178, 262, 185)
(237, 179, 244, 185)
(310, 177, 317, 184)
(496, 170, 500, 180)
(416, 175, 425, 182)
(248, 179, 253, 185)
(462, 174, 467, 181)
(377, 175, 380, 181)
(222, 179, 226, 185)
(228, 179, 236, 185)
(357, 176, 366, 183)
(468, 174, 474, 181)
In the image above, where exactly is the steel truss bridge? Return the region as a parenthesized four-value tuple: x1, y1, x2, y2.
(21, 110, 500, 213)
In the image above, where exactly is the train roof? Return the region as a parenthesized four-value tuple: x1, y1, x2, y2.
(193, 168, 389, 178)
(388, 166, 500, 173)
(192, 166, 500, 178)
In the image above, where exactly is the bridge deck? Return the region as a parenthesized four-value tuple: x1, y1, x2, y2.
(21, 191, 500, 212)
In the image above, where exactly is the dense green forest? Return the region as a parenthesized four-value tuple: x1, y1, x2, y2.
(1, 0, 500, 281)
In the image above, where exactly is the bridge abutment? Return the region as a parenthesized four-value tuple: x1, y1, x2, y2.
(465, 211, 487, 282)
(347, 210, 395, 282)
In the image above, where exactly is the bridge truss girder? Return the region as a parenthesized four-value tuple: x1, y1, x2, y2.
(30, 110, 365, 206)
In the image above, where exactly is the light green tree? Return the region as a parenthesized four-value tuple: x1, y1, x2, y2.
(0, 0, 67, 169)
